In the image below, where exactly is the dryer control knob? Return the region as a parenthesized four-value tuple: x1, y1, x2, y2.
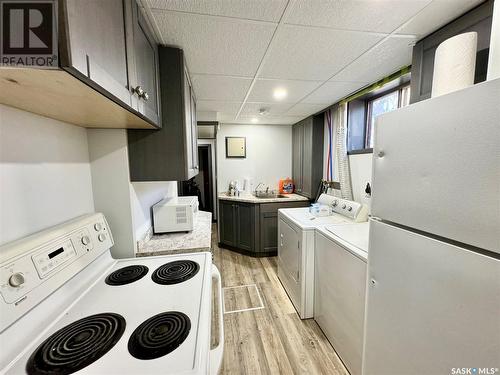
(98, 233, 106, 242)
(9, 273, 25, 288)
(342, 204, 346, 209)
(81, 236, 90, 245)
(94, 223, 102, 231)
(347, 206, 352, 211)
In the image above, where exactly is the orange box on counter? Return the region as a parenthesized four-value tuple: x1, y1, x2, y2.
(279, 178, 294, 194)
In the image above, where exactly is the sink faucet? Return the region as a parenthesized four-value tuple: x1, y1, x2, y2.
(255, 182, 265, 192)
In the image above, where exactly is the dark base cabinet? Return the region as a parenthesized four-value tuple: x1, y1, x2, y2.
(218, 200, 309, 257)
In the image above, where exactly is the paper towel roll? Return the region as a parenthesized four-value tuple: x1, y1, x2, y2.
(431, 32, 477, 98)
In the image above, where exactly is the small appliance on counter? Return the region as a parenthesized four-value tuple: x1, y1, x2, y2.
(228, 180, 239, 196)
(152, 196, 199, 233)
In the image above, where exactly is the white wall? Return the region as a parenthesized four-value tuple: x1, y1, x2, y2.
(87, 130, 135, 258)
(216, 124, 292, 192)
(87, 129, 177, 258)
(348, 153, 373, 208)
(0, 105, 94, 245)
(130, 182, 177, 242)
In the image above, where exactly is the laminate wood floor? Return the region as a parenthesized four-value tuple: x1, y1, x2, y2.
(211, 226, 349, 375)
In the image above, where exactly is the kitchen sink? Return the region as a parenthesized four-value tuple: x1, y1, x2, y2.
(253, 192, 289, 199)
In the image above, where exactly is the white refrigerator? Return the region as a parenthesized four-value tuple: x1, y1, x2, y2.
(363, 79, 500, 375)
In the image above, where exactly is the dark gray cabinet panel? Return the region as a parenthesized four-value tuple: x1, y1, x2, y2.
(236, 203, 255, 252)
(62, 0, 131, 105)
(292, 115, 324, 199)
(218, 200, 309, 257)
(410, 0, 493, 103)
(127, 46, 198, 181)
(59, 0, 160, 128)
(130, 1, 160, 124)
(260, 211, 278, 254)
(292, 124, 304, 193)
(220, 201, 237, 247)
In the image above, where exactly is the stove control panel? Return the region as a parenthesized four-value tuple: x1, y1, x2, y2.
(0, 213, 114, 332)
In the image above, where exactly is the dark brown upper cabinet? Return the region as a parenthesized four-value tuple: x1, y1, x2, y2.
(127, 46, 199, 181)
(292, 115, 324, 199)
(0, 0, 159, 129)
(126, 0, 161, 125)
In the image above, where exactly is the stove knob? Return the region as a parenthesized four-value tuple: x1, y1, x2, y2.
(81, 235, 90, 245)
(348, 206, 353, 211)
(342, 204, 346, 209)
(8, 273, 25, 288)
(98, 233, 106, 242)
(94, 223, 102, 231)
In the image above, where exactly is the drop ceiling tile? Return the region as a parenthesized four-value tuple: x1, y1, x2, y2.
(191, 75, 252, 101)
(285, 0, 431, 33)
(247, 79, 323, 103)
(196, 100, 242, 113)
(302, 81, 366, 104)
(397, 0, 485, 37)
(285, 103, 327, 116)
(259, 25, 384, 80)
(229, 115, 304, 125)
(152, 11, 276, 76)
(330, 36, 416, 84)
(146, 0, 288, 22)
(240, 102, 293, 116)
(217, 112, 238, 122)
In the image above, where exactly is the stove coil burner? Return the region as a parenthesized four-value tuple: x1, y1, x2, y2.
(26, 313, 125, 375)
(152, 260, 199, 285)
(128, 311, 191, 360)
(105, 265, 149, 286)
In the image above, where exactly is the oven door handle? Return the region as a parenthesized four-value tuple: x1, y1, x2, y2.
(210, 265, 224, 375)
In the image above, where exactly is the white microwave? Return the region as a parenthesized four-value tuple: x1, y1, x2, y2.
(152, 196, 199, 233)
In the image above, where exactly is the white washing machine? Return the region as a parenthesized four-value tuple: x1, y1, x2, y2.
(314, 222, 369, 375)
(277, 194, 367, 319)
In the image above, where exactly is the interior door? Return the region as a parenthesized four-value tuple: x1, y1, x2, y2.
(278, 218, 300, 282)
(364, 219, 500, 375)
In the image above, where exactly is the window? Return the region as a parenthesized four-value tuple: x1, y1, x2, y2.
(365, 85, 411, 149)
(347, 84, 411, 153)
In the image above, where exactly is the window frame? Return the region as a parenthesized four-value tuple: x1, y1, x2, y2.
(347, 82, 411, 154)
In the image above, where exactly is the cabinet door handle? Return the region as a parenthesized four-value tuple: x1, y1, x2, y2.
(141, 91, 149, 101)
(133, 85, 144, 97)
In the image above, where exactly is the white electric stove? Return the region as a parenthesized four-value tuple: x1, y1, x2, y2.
(0, 213, 223, 375)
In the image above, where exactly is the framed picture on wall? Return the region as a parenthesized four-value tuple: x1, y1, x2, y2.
(225, 137, 246, 158)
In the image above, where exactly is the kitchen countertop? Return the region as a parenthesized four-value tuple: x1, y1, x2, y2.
(136, 211, 212, 257)
(218, 192, 310, 204)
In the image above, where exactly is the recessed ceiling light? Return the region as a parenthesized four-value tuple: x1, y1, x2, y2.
(273, 88, 287, 101)
(251, 117, 258, 123)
